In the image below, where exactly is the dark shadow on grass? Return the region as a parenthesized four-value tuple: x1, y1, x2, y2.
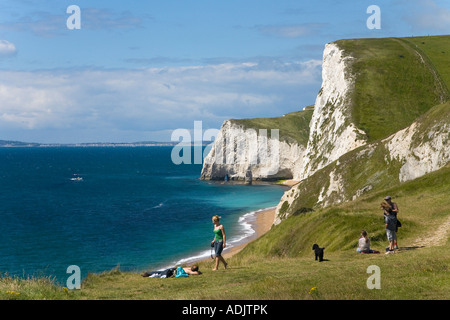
(315, 259, 330, 262)
(398, 246, 425, 251)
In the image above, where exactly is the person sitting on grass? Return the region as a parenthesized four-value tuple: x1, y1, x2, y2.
(356, 230, 380, 254)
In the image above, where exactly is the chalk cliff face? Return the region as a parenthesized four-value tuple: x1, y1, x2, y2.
(299, 43, 367, 179)
(200, 120, 306, 180)
(385, 109, 450, 183)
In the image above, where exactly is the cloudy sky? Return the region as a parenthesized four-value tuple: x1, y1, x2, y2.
(0, 0, 449, 143)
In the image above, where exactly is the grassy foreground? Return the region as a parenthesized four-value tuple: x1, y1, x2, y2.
(1, 242, 447, 300)
(1, 165, 448, 300)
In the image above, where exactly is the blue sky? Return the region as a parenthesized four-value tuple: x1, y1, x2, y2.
(0, 0, 449, 143)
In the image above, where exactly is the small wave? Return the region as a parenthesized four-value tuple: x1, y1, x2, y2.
(173, 250, 212, 266)
(230, 206, 276, 244)
(151, 202, 164, 209)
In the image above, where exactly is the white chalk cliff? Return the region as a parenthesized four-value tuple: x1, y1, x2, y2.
(273, 103, 450, 224)
(385, 114, 449, 183)
(201, 120, 306, 180)
(298, 43, 367, 179)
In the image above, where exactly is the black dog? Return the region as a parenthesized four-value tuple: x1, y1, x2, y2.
(312, 244, 325, 262)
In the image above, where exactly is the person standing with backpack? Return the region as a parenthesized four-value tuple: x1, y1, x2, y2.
(385, 196, 400, 249)
(381, 199, 398, 254)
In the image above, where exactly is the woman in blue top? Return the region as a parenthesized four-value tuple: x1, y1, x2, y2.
(211, 215, 228, 270)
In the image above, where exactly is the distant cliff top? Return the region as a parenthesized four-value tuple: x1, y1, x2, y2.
(229, 105, 314, 146)
(336, 35, 449, 142)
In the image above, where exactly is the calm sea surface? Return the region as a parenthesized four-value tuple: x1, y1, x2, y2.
(0, 147, 285, 284)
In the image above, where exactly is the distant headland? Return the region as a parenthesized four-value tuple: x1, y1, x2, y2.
(0, 140, 212, 148)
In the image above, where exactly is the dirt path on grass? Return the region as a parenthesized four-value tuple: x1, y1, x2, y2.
(410, 216, 450, 248)
(393, 38, 449, 104)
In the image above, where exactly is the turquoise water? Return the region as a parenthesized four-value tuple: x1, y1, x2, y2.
(0, 147, 285, 284)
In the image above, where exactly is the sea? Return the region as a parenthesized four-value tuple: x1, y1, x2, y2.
(0, 147, 286, 285)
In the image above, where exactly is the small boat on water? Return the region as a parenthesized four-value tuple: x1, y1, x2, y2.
(70, 176, 83, 181)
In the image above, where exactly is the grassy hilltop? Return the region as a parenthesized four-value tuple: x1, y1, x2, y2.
(340, 36, 449, 142)
(229, 105, 314, 146)
(1, 35, 449, 300)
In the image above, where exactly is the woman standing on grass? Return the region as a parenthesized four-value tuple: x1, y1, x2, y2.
(211, 215, 228, 270)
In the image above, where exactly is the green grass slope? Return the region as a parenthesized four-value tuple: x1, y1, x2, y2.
(404, 35, 450, 93)
(229, 105, 314, 146)
(338, 35, 449, 142)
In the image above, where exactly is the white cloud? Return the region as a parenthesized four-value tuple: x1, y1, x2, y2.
(0, 60, 322, 142)
(0, 40, 17, 56)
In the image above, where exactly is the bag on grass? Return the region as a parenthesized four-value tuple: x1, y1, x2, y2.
(142, 267, 175, 278)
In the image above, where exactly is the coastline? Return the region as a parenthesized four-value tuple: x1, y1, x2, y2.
(221, 207, 275, 259)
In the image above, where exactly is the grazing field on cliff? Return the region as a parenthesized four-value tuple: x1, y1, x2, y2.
(339, 35, 449, 142)
(229, 105, 314, 146)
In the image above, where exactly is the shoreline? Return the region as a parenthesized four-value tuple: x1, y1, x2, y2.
(221, 207, 275, 259)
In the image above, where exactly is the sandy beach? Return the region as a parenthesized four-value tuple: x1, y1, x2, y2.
(221, 207, 275, 259)
(280, 179, 301, 187)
